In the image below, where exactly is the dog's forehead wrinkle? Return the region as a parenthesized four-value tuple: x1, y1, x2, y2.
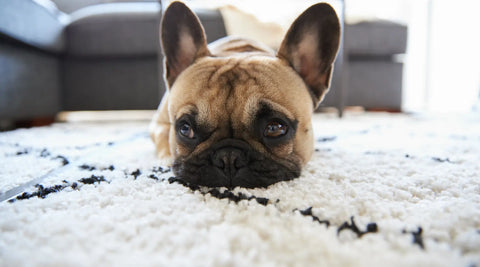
(176, 104, 198, 119)
(182, 55, 309, 147)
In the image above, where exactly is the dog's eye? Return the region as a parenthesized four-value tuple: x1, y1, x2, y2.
(264, 121, 288, 138)
(179, 122, 195, 139)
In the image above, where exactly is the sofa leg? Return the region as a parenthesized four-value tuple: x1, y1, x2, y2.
(17, 117, 56, 128)
(0, 117, 56, 131)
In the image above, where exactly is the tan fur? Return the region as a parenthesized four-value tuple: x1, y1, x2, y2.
(150, 2, 340, 186)
(150, 37, 314, 168)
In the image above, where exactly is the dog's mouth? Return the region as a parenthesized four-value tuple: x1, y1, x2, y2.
(172, 139, 301, 188)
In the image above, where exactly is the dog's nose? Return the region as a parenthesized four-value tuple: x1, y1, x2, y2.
(212, 147, 247, 177)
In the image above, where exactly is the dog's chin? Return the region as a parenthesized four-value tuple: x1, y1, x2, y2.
(172, 148, 301, 189)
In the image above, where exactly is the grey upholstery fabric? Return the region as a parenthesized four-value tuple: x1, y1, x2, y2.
(6, 0, 412, 120)
(0, 43, 61, 119)
(66, 3, 161, 57)
(322, 20, 407, 111)
(60, 2, 165, 111)
(61, 3, 227, 112)
(346, 61, 403, 109)
(346, 21, 407, 55)
(0, 0, 230, 121)
(63, 57, 162, 110)
(66, 3, 226, 57)
(0, 0, 66, 52)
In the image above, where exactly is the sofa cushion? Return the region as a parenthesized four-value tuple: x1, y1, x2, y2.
(346, 61, 403, 110)
(346, 20, 407, 56)
(0, 43, 61, 119)
(0, 0, 67, 53)
(66, 3, 227, 57)
(66, 2, 161, 57)
(62, 57, 162, 110)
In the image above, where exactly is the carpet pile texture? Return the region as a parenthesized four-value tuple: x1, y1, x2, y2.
(0, 113, 479, 266)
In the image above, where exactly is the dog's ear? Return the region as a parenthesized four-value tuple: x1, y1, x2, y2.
(277, 3, 340, 107)
(161, 1, 210, 87)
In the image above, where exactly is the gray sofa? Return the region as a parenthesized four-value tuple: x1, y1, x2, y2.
(0, 0, 406, 127)
(0, 0, 226, 125)
(0, 0, 64, 121)
(321, 20, 407, 112)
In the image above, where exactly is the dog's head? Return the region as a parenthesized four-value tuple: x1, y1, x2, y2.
(161, 2, 340, 188)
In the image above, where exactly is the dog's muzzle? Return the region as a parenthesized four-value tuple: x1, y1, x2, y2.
(212, 147, 247, 178)
(173, 139, 300, 188)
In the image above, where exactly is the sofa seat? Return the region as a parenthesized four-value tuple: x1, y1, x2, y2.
(0, 42, 62, 120)
(321, 20, 408, 111)
(0, 0, 66, 121)
(346, 20, 408, 56)
(66, 3, 161, 57)
(0, 0, 228, 124)
(61, 2, 227, 111)
(62, 2, 163, 111)
(348, 21, 407, 111)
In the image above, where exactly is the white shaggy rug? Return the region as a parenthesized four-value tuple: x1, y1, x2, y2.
(0, 112, 479, 267)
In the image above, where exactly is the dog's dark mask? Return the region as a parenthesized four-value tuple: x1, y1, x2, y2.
(173, 139, 301, 188)
(172, 105, 301, 188)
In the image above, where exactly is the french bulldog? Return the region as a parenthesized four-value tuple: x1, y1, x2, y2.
(150, 1, 340, 188)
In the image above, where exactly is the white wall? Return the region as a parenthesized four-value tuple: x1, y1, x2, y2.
(347, 0, 480, 113)
(425, 0, 480, 113)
